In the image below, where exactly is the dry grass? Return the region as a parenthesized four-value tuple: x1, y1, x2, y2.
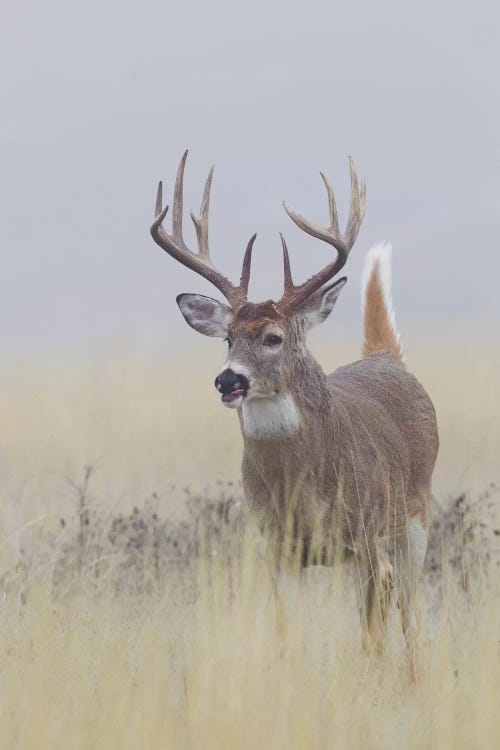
(0, 531, 499, 750)
(0, 341, 499, 749)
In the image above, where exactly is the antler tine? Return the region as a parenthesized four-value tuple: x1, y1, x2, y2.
(190, 165, 214, 263)
(345, 156, 366, 246)
(150, 151, 255, 308)
(320, 171, 340, 236)
(238, 233, 257, 301)
(280, 233, 294, 293)
(155, 181, 165, 218)
(278, 158, 366, 313)
(172, 150, 188, 249)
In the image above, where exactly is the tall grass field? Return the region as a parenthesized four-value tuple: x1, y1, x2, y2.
(0, 341, 499, 749)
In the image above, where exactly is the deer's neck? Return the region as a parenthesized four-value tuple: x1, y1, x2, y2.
(241, 394, 300, 439)
(240, 351, 331, 441)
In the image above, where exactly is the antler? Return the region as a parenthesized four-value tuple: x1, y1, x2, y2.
(277, 157, 366, 313)
(150, 150, 256, 309)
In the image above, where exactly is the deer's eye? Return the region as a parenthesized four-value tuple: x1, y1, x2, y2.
(264, 334, 283, 347)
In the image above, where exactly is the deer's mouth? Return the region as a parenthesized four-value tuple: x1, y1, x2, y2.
(221, 388, 247, 408)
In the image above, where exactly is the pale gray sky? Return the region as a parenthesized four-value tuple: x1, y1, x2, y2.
(1, 0, 499, 358)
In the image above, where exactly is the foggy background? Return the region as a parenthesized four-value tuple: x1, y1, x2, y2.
(1, 0, 498, 361)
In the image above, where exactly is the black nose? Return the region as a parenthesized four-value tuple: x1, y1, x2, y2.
(214, 368, 249, 395)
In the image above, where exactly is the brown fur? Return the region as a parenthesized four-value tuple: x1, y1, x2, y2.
(231, 301, 283, 338)
(242, 353, 438, 554)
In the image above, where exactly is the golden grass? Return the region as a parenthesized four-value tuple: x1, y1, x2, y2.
(0, 546, 499, 750)
(0, 339, 499, 749)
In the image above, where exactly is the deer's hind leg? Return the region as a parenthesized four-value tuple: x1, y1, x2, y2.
(394, 515, 428, 675)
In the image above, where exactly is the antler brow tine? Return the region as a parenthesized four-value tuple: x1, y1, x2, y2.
(280, 233, 294, 293)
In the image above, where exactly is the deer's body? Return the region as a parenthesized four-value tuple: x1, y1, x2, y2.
(149, 153, 439, 666)
(242, 351, 438, 560)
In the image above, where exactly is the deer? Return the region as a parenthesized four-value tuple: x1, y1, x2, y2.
(150, 151, 439, 665)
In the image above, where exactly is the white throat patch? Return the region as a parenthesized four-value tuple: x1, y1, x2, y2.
(242, 394, 300, 438)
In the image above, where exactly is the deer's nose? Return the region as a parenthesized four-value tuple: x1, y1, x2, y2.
(214, 369, 249, 395)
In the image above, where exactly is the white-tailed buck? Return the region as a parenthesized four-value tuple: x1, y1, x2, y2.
(150, 151, 439, 661)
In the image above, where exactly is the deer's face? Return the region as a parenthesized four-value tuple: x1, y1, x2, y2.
(152, 151, 364, 434)
(220, 301, 292, 408)
(177, 280, 346, 411)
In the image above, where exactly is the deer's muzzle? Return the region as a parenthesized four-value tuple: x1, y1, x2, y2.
(214, 369, 249, 405)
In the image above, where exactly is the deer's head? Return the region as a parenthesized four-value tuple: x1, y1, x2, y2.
(150, 152, 365, 420)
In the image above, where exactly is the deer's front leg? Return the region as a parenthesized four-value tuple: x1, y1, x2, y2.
(242, 454, 291, 643)
(354, 541, 393, 656)
(263, 552, 288, 643)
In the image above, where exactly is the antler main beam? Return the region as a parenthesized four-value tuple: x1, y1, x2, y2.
(277, 158, 366, 313)
(150, 151, 256, 309)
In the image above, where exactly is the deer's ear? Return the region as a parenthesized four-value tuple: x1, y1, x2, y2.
(300, 277, 347, 330)
(176, 294, 233, 337)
